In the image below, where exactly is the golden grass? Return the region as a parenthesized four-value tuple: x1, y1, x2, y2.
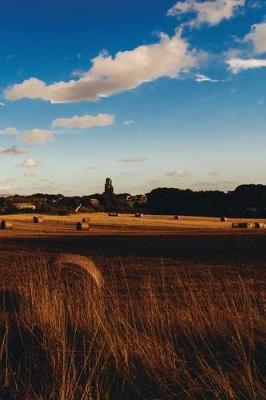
(0, 253, 265, 399)
(1, 213, 266, 239)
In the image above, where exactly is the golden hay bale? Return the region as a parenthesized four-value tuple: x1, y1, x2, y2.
(0, 220, 13, 230)
(134, 213, 143, 218)
(174, 215, 181, 220)
(76, 222, 89, 231)
(108, 212, 119, 217)
(33, 216, 43, 223)
(49, 254, 104, 289)
(82, 217, 90, 224)
(255, 222, 265, 229)
(232, 222, 254, 229)
(220, 217, 228, 222)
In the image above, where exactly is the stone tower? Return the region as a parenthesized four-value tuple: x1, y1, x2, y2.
(104, 177, 114, 195)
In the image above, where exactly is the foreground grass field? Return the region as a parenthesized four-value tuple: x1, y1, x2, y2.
(0, 214, 265, 399)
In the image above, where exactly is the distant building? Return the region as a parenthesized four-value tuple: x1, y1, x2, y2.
(104, 178, 114, 195)
(14, 202, 36, 211)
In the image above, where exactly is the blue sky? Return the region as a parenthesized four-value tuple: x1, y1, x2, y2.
(0, 0, 266, 195)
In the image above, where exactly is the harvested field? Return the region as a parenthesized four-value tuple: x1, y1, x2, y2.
(0, 213, 265, 399)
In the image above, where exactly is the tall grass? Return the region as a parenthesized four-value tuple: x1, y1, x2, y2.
(0, 254, 265, 399)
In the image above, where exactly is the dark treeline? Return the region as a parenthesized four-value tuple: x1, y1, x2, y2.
(147, 185, 266, 217)
(1, 184, 266, 217)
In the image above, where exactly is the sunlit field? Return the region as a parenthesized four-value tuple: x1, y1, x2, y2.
(1, 212, 266, 237)
(0, 214, 266, 399)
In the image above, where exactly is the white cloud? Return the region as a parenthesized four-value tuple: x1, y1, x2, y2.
(195, 73, 218, 82)
(244, 22, 266, 54)
(0, 146, 26, 156)
(0, 127, 18, 135)
(20, 158, 39, 168)
(118, 157, 147, 163)
(166, 169, 189, 177)
(21, 129, 54, 144)
(52, 113, 114, 129)
(0, 102, 5, 107)
(168, 0, 245, 26)
(24, 171, 36, 177)
(5, 31, 196, 103)
(227, 58, 266, 73)
(123, 119, 134, 125)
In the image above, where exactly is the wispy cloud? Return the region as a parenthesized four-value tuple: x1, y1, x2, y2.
(52, 114, 114, 129)
(21, 129, 54, 144)
(20, 158, 39, 168)
(5, 31, 196, 103)
(24, 171, 36, 178)
(0, 146, 26, 156)
(227, 58, 266, 73)
(167, 0, 245, 27)
(118, 157, 147, 163)
(123, 119, 134, 126)
(0, 127, 18, 135)
(166, 169, 189, 178)
(195, 73, 219, 83)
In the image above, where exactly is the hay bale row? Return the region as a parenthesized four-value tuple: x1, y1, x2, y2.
(0, 220, 13, 230)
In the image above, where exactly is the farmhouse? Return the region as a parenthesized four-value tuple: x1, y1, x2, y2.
(14, 202, 36, 211)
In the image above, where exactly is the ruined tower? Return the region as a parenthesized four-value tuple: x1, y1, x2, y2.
(104, 177, 114, 195)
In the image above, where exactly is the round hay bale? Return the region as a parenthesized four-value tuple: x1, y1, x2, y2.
(232, 222, 254, 229)
(0, 220, 13, 230)
(174, 215, 181, 220)
(33, 216, 43, 224)
(255, 222, 265, 229)
(108, 212, 119, 217)
(76, 222, 89, 231)
(134, 213, 143, 218)
(49, 254, 104, 289)
(82, 217, 90, 224)
(220, 217, 228, 222)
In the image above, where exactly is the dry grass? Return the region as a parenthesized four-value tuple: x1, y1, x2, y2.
(2, 213, 266, 238)
(0, 252, 265, 399)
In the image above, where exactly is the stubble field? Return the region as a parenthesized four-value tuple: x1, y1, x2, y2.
(0, 213, 265, 399)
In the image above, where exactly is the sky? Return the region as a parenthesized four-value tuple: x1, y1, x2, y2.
(0, 0, 266, 195)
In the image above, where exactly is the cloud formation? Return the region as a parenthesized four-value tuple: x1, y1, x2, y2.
(5, 127, 18, 134)
(118, 157, 147, 163)
(168, 0, 245, 26)
(195, 73, 218, 82)
(21, 129, 54, 144)
(5, 31, 196, 103)
(227, 58, 266, 73)
(0, 146, 26, 156)
(166, 169, 188, 177)
(123, 119, 134, 125)
(20, 158, 39, 168)
(244, 22, 266, 54)
(0, 127, 18, 135)
(52, 113, 114, 128)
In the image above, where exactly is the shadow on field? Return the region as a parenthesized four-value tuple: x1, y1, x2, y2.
(0, 290, 53, 399)
(1, 233, 266, 263)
